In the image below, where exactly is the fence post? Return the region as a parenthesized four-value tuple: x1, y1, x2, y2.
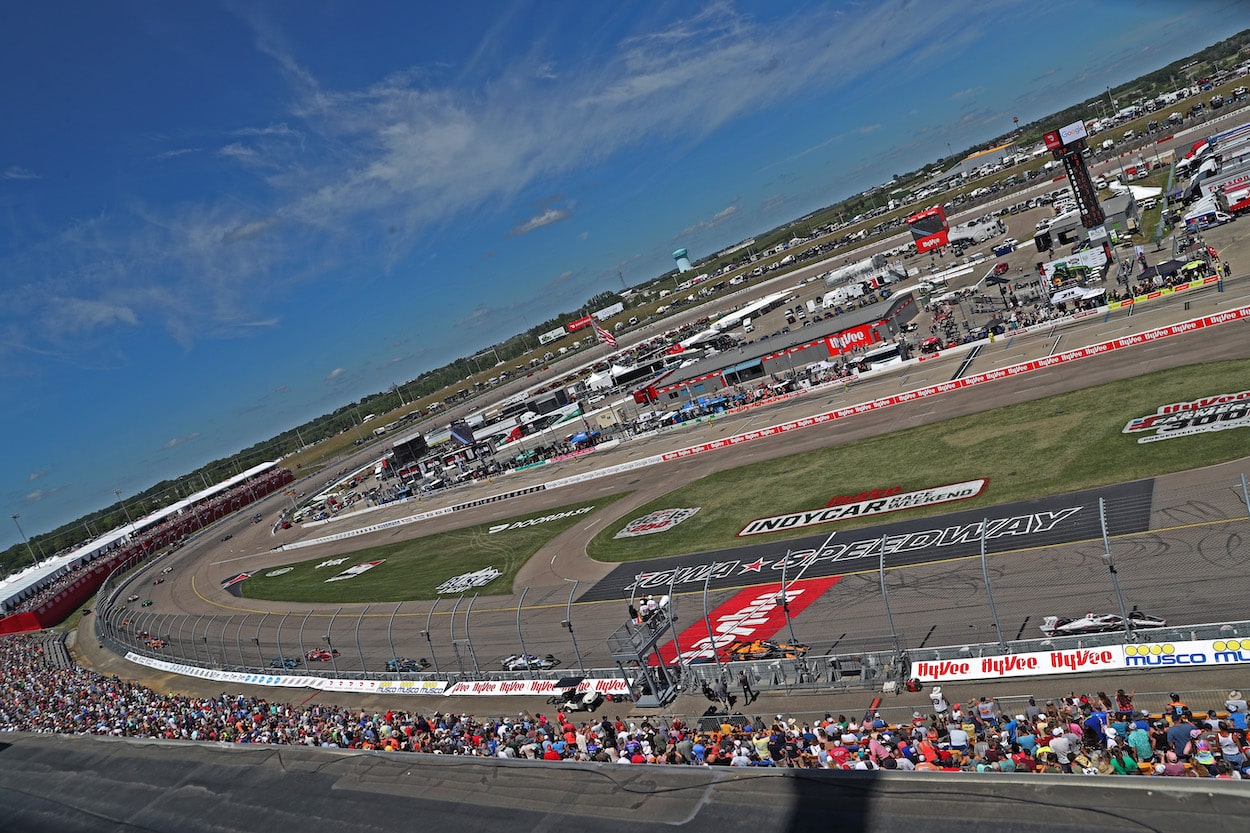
(667, 570, 685, 669)
(274, 611, 291, 668)
(1099, 497, 1132, 636)
(703, 570, 724, 677)
(354, 605, 370, 673)
(325, 607, 341, 674)
(387, 602, 402, 661)
(191, 614, 206, 663)
(516, 587, 531, 675)
(234, 616, 247, 667)
(463, 594, 481, 675)
(563, 580, 585, 675)
(879, 534, 901, 654)
(253, 613, 268, 667)
(982, 518, 1005, 650)
(297, 610, 313, 672)
(422, 599, 440, 672)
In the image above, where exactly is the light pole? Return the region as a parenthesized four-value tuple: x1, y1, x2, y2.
(11, 514, 41, 569)
(114, 489, 135, 533)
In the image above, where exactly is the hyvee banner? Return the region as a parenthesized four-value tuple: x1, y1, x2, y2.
(913, 646, 1123, 683)
(443, 677, 630, 697)
(914, 636, 1250, 684)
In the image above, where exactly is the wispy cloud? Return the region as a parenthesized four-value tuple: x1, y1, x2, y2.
(326, 367, 346, 382)
(217, 142, 259, 161)
(231, 122, 301, 140)
(162, 432, 201, 449)
(509, 207, 569, 237)
(2, 165, 40, 180)
(156, 148, 201, 160)
(28, 470, 47, 482)
(679, 200, 740, 237)
(0, 2, 992, 371)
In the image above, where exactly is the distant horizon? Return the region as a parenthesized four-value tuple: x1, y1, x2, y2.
(2, 1, 1245, 546)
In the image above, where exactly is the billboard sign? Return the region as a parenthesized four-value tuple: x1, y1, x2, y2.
(593, 302, 625, 321)
(1058, 120, 1088, 145)
(566, 315, 593, 333)
(538, 327, 567, 345)
(906, 206, 950, 252)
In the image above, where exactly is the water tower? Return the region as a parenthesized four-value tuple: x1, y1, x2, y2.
(672, 248, 693, 273)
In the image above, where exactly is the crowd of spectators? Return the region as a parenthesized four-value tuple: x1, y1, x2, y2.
(2, 632, 1247, 779)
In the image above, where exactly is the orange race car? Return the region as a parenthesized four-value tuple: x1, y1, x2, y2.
(726, 639, 809, 661)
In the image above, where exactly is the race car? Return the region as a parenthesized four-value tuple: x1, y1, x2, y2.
(269, 657, 300, 669)
(152, 578, 164, 585)
(385, 657, 430, 673)
(141, 599, 153, 607)
(727, 639, 810, 661)
(500, 653, 560, 672)
(142, 637, 167, 649)
(1039, 609, 1167, 637)
(304, 648, 340, 662)
(126, 594, 140, 603)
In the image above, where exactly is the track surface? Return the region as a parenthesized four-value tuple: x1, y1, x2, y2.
(109, 263, 1250, 677)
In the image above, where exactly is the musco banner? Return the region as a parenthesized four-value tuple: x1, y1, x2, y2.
(578, 480, 1153, 603)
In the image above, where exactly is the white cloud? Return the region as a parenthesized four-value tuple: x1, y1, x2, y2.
(2, 166, 40, 180)
(231, 122, 301, 139)
(28, 470, 47, 482)
(679, 201, 740, 237)
(162, 432, 201, 449)
(156, 148, 201, 160)
(25, 489, 45, 502)
(0, 2, 992, 368)
(218, 142, 259, 161)
(509, 208, 569, 237)
(52, 298, 139, 334)
(326, 367, 346, 381)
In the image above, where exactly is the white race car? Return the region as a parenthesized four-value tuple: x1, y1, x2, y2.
(500, 653, 560, 672)
(1040, 609, 1167, 637)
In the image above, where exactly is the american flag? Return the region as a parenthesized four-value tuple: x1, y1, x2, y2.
(594, 322, 617, 347)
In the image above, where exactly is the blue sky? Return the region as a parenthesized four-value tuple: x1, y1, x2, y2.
(2, 0, 1244, 547)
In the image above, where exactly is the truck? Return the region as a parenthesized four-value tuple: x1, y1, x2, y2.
(1227, 188, 1250, 216)
(742, 317, 754, 334)
(1183, 196, 1232, 230)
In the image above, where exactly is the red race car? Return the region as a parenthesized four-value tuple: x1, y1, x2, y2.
(305, 648, 340, 662)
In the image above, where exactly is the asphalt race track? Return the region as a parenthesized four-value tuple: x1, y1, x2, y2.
(101, 271, 1250, 681)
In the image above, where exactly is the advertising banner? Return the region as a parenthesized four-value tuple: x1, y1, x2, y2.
(566, 315, 593, 333)
(913, 646, 1123, 683)
(538, 327, 567, 345)
(593, 302, 625, 321)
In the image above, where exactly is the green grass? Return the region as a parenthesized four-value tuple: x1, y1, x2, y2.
(586, 359, 1250, 562)
(242, 495, 623, 603)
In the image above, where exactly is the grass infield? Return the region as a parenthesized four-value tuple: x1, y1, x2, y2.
(242, 495, 623, 603)
(586, 359, 1250, 563)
